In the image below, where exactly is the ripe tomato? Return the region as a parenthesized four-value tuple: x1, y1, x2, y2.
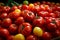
(21, 5, 28, 10)
(42, 32, 51, 40)
(38, 11, 49, 17)
(47, 23, 57, 32)
(2, 18, 12, 28)
(24, 11, 35, 22)
(13, 34, 25, 40)
(18, 22, 32, 36)
(26, 35, 37, 40)
(33, 27, 43, 37)
(15, 17, 24, 25)
(33, 17, 45, 27)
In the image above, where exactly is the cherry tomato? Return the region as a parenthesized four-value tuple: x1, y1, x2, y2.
(33, 27, 43, 37)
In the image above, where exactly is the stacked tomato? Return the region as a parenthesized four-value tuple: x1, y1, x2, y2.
(0, 1, 60, 40)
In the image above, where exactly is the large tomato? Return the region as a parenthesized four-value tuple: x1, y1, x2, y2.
(18, 22, 32, 36)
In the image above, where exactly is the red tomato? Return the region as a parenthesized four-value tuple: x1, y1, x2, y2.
(15, 17, 24, 25)
(33, 17, 45, 27)
(18, 22, 32, 36)
(47, 23, 57, 32)
(2, 18, 12, 28)
(26, 35, 37, 40)
(42, 32, 51, 40)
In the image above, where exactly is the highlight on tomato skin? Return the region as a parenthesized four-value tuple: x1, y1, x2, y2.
(0, 1, 60, 40)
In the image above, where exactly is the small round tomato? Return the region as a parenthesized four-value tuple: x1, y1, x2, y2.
(11, 6, 18, 11)
(33, 27, 43, 37)
(8, 24, 18, 34)
(42, 32, 51, 40)
(2, 18, 12, 28)
(23, 0, 29, 5)
(15, 17, 24, 25)
(47, 23, 57, 32)
(18, 22, 32, 36)
(0, 13, 8, 19)
(20, 10, 29, 17)
(28, 3, 34, 11)
(0, 28, 10, 38)
(21, 5, 28, 10)
(26, 35, 37, 40)
(24, 11, 35, 22)
(33, 17, 45, 27)
(13, 34, 25, 40)
(7, 35, 14, 40)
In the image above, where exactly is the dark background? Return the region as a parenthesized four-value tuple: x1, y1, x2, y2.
(0, 0, 60, 3)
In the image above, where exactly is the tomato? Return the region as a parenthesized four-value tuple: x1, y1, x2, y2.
(13, 34, 25, 40)
(9, 9, 21, 19)
(0, 13, 8, 19)
(11, 6, 18, 11)
(33, 27, 43, 37)
(42, 32, 51, 40)
(15, 17, 24, 25)
(18, 22, 32, 36)
(24, 11, 35, 22)
(26, 35, 37, 40)
(38, 11, 49, 17)
(2, 18, 12, 28)
(21, 5, 28, 10)
(33, 17, 45, 27)
(56, 19, 60, 30)
(28, 3, 34, 11)
(23, 0, 29, 5)
(0, 28, 10, 39)
(8, 24, 18, 34)
(47, 23, 57, 32)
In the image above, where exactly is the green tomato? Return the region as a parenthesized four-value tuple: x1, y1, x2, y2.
(13, 34, 25, 40)
(33, 27, 43, 37)
(23, 0, 29, 5)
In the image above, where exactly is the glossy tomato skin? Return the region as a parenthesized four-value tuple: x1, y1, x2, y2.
(28, 3, 35, 11)
(38, 11, 49, 17)
(11, 6, 18, 11)
(21, 5, 28, 10)
(33, 17, 45, 27)
(24, 11, 35, 22)
(26, 35, 37, 40)
(42, 32, 51, 40)
(18, 22, 32, 36)
(2, 18, 12, 28)
(49, 13, 57, 18)
(9, 11, 20, 20)
(0, 28, 10, 38)
(13, 34, 25, 40)
(47, 23, 57, 32)
(15, 17, 24, 25)
(7, 35, 14, 40)
(8, 24, 18, 35)
(0, 13, 8, 19)
(2, 6, 10, 13)
(20, 10, 29, 17)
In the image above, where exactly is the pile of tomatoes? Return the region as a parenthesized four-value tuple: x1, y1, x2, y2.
(0, 1, 60, 40)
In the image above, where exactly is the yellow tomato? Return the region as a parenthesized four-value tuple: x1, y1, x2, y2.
(29, 3, 34, 8)
(13, 34, 25, 40)
(14, 9, 21, 13)
(33, 27, 43, 37)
